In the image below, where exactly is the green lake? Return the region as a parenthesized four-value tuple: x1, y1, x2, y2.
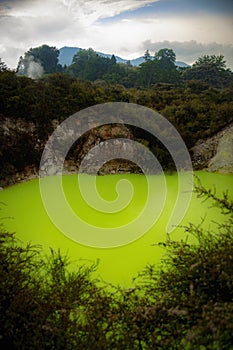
(0, 171, 232, 287)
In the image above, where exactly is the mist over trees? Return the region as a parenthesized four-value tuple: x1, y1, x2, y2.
(17, 44, 62, 78)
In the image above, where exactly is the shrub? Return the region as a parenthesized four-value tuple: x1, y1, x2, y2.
(129, 181, 233, 349)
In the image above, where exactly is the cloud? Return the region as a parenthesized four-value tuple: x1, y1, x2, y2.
(87, 13, 233, 66)
(0, 0, 158, 67)
(141, 40, 233, 68)
(60, 0, 158, 24)
(0, 0, 233, 70)
(0, 0, 42, 15)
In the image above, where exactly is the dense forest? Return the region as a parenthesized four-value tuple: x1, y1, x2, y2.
(16, 44, 233, 89)
(1, 45, 233, 182)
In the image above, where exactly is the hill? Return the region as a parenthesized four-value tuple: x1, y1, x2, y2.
(58, 46, 189, 68)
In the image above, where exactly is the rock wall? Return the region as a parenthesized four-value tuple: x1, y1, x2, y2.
(1, 115, 233, 188)
(191, 123, 233, 173)
(0, 118, 141, 186)
(0, 117, 40, 186)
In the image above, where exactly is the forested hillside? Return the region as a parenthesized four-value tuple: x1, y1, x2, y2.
(1, 46, 233, 184)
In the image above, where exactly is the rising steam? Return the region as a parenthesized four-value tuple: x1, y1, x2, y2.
(17, 55, 44, 79)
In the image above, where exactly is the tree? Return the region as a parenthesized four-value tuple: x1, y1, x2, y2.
(0, 58, 7, 71)
(183, 54, 233, 88)
(138, 59, 156, 88)
(17, 45, 61, 76)
(138, 48, 181, 87)
(143, 49, 151, 62)
(68, 48, 113, 81)
(155, 48, 176, 68)
(193, 54, 227, 70)
(110, 54, 117, 65)
(153, 48, 178, 84)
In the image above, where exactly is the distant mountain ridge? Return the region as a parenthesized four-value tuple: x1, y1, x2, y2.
(58, 46, 190, 68)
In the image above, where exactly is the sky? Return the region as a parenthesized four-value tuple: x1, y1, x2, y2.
(0, 0, 233, 69)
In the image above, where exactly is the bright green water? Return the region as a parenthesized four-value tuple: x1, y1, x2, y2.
(0, 171, 232, 286)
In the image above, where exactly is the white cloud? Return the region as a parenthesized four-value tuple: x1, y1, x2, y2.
(60, 0, 158, 24)
(86, 14, 233, 66)
(0, 0, 233, 69)
(0, 0, 158, 67)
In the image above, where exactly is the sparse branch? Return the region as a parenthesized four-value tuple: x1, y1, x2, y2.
(194, 176, 233, 214)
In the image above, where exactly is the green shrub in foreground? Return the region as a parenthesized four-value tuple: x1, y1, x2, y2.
(129, 183, 233, 349)
(0, 233, 116, 349)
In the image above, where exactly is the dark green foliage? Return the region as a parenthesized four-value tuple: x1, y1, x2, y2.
(135, 48, 181, 88)
(1, 64, 233, 181)
(155, 48, 176, 66)
(0, 228, 114, 349)
(194, 54, 227, 70)
(16, 46, 233, 89)
(182, 54, 233, 88)
(129, 183, 233, 349)
(65, 47, 183, 88)
(0, 128, 40, 174)
(0, 230, 44, 349)
(68, 48, 112, 81)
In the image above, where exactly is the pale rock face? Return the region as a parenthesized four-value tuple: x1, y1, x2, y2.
(191, 123, 233, 174)
(208, 125, 233, 173)
(1, 114, 233, 188)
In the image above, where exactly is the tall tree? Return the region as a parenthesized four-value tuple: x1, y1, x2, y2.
(138, 48, 181, 87)
(17, 45, 60, 75)
(154, 48, 176, 68)
(154, 48, 180, 84)
(143, 49, 151, 62)
(110, 54, 117, 65)
(68, 48, 112, 81)
(193, 54, 227, 70)
(183, 54, 233, 88)
(138, 59, 156, 88)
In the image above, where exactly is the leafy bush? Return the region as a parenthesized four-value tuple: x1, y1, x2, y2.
(0, 229, 115, 349)
(128, 181, 233, 349)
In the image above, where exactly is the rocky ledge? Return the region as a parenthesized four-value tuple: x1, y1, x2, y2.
(191, 123, 233, 174)
(1, 119, 233, 189)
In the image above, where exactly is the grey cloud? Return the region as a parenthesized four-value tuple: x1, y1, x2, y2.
(0, 7, 79, 42)
(0, 0, 38, 12)
(0, 9, 84, 68)
(0, 0, 37, 5)
(141, 40, 233, 69)
(0, 46, 24, 68)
